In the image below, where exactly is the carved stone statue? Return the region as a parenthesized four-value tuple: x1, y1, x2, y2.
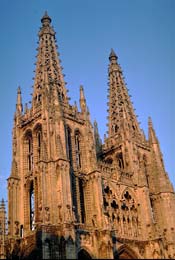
(66, 204, 72, 222)
(92, 214, 98, 228)
(15, 221, 19, 235)
(45, 207, 50, 222)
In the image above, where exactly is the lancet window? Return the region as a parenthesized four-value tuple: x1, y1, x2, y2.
(116, 152, 124, 169)
(66, 126, 78, 215)
(25, 132, 33, 172)
(20, 225, 24, 238)
(66, 126, 73, 166)
(29, 181, 35, 230)
(34, 125, 42, 162)
(75, 131, 81, 168)
(37, 93, 42, 103)
(143, 154, 149, 186)
(79, 178, 85, 223)
(37, 131, 41, 160)
(150, 198, 155, 223)
(115, 125, 119, 133)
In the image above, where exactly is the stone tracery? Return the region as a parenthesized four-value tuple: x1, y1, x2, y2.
(103, 184, 140, 238)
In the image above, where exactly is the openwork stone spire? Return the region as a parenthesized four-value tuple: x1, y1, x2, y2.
(107, 49, 141, 138)
(32, 12, 68, 106)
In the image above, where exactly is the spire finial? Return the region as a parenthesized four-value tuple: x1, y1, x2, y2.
(1, 198, 5, 206)
(0, 198, 5, 208)
(17, 86, 21, 94)
(109, 48, 118, 61)
(148, 116, 153, 127)
(41, 11, 52, 25)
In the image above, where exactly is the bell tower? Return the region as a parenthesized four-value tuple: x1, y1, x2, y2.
(7, 12, 104, 259)
(99, 49, 175, 258)
(107, 49, 142, 139)
(7, 12, 75, 258)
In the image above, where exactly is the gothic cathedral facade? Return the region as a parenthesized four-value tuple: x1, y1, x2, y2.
(3, 13, 175, 259)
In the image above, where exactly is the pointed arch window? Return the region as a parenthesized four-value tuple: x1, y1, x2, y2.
(29, 181, 35, 230)
(143, 154, 149, 186)
(79, 178, 85, 223)
(66, 126, 78, 218)
(20, 225, 24, 238)
(75, 131, 81, 168)
(34, 125, 42, 162)
(37, 131, 42, 160)
(117, 152, 124, 169)
(66, 126, 73, 166)
(150, 198, 155, 223)
(26, 133, 33, 172)
(115, 125, 119, 133)
(37, 94, 42, 103)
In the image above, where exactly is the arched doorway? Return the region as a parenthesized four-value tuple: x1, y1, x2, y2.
(78, 249, 92, 259)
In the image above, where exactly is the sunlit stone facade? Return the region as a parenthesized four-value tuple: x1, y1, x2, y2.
(2, 12, 175, 259)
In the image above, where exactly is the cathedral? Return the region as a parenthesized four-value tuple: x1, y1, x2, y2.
(0, 12, 175, 259)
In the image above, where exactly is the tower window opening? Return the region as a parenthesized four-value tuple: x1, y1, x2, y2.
(58, 91, 63, 102)
(143, 155, 149, 186)
(66, 127, 73, 165)
(66, 126, 78, 217)
(20, 225, 24, 238)
(115, 125, 119, 133)
(37, 131, 41, 160)
(38, 94, 42, 102)
(79, 178, 85, 223)
(75, 132, 81, 168)
(111, 200, 118, 209)
(117, 152, 124, 169)
(27, 136, 33, 171)
(150, 198, 155, 223)
(30, 181, 35, 230)
(103, 197, 109, 209)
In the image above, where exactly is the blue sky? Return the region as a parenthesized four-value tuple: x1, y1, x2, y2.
(0, 0, 174, 204)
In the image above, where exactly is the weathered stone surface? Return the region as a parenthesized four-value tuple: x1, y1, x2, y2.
(0, 12, 175, 260)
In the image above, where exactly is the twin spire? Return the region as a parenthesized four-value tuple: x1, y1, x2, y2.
(32, 11, 68, 106)
(107, 47, 142, 139)
(107, 48, 160, 146)
(15, 12, 89, 117)
(15, 13, 155, 146)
